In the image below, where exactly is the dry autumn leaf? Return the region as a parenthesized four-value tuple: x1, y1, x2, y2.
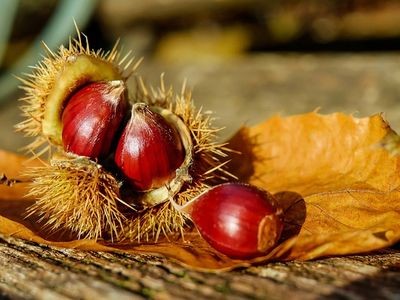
(229, 112, 400, 261)
(1, 112, 399, 271)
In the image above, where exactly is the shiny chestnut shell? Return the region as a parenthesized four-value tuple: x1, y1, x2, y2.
(114, 104, 185, 191)
(61, 81, 127, 159)
(190, 183, 283, 259)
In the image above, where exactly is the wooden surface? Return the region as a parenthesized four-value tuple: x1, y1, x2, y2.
(0, 234, 399, 299)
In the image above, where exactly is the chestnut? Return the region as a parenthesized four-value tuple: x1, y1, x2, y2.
(171, 182, 283, 259)
(114, 103, 185, 191)
(61, 80, 127, 159)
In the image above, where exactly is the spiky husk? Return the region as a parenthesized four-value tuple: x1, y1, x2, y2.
(16, 28, 139, 158)
(24, 79, 234, 242)
(121, 77, 236, 242)
(17, 27, 235, 242)
(122, 183, 208, 242)
(25, 155, 130, 240)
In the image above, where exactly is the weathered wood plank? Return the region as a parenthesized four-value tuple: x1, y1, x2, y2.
(0, 234, 399, 299)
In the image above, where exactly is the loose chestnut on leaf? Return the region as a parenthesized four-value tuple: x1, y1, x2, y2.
(170, 183, 283, 259)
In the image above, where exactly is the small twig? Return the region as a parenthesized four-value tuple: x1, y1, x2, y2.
(0, 173, 23, 186)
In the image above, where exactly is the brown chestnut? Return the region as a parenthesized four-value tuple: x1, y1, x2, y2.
(114, 103, 185, 191)
(61, 80, 127, 159)
(172, 182, 283, 259)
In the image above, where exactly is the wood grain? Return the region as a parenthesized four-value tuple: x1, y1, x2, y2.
(0, 234, 399, 299)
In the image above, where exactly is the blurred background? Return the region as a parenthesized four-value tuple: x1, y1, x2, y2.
(1, 0, 400, 152)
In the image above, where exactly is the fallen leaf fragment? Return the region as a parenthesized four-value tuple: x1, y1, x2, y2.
(1, 112, 400, 271)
